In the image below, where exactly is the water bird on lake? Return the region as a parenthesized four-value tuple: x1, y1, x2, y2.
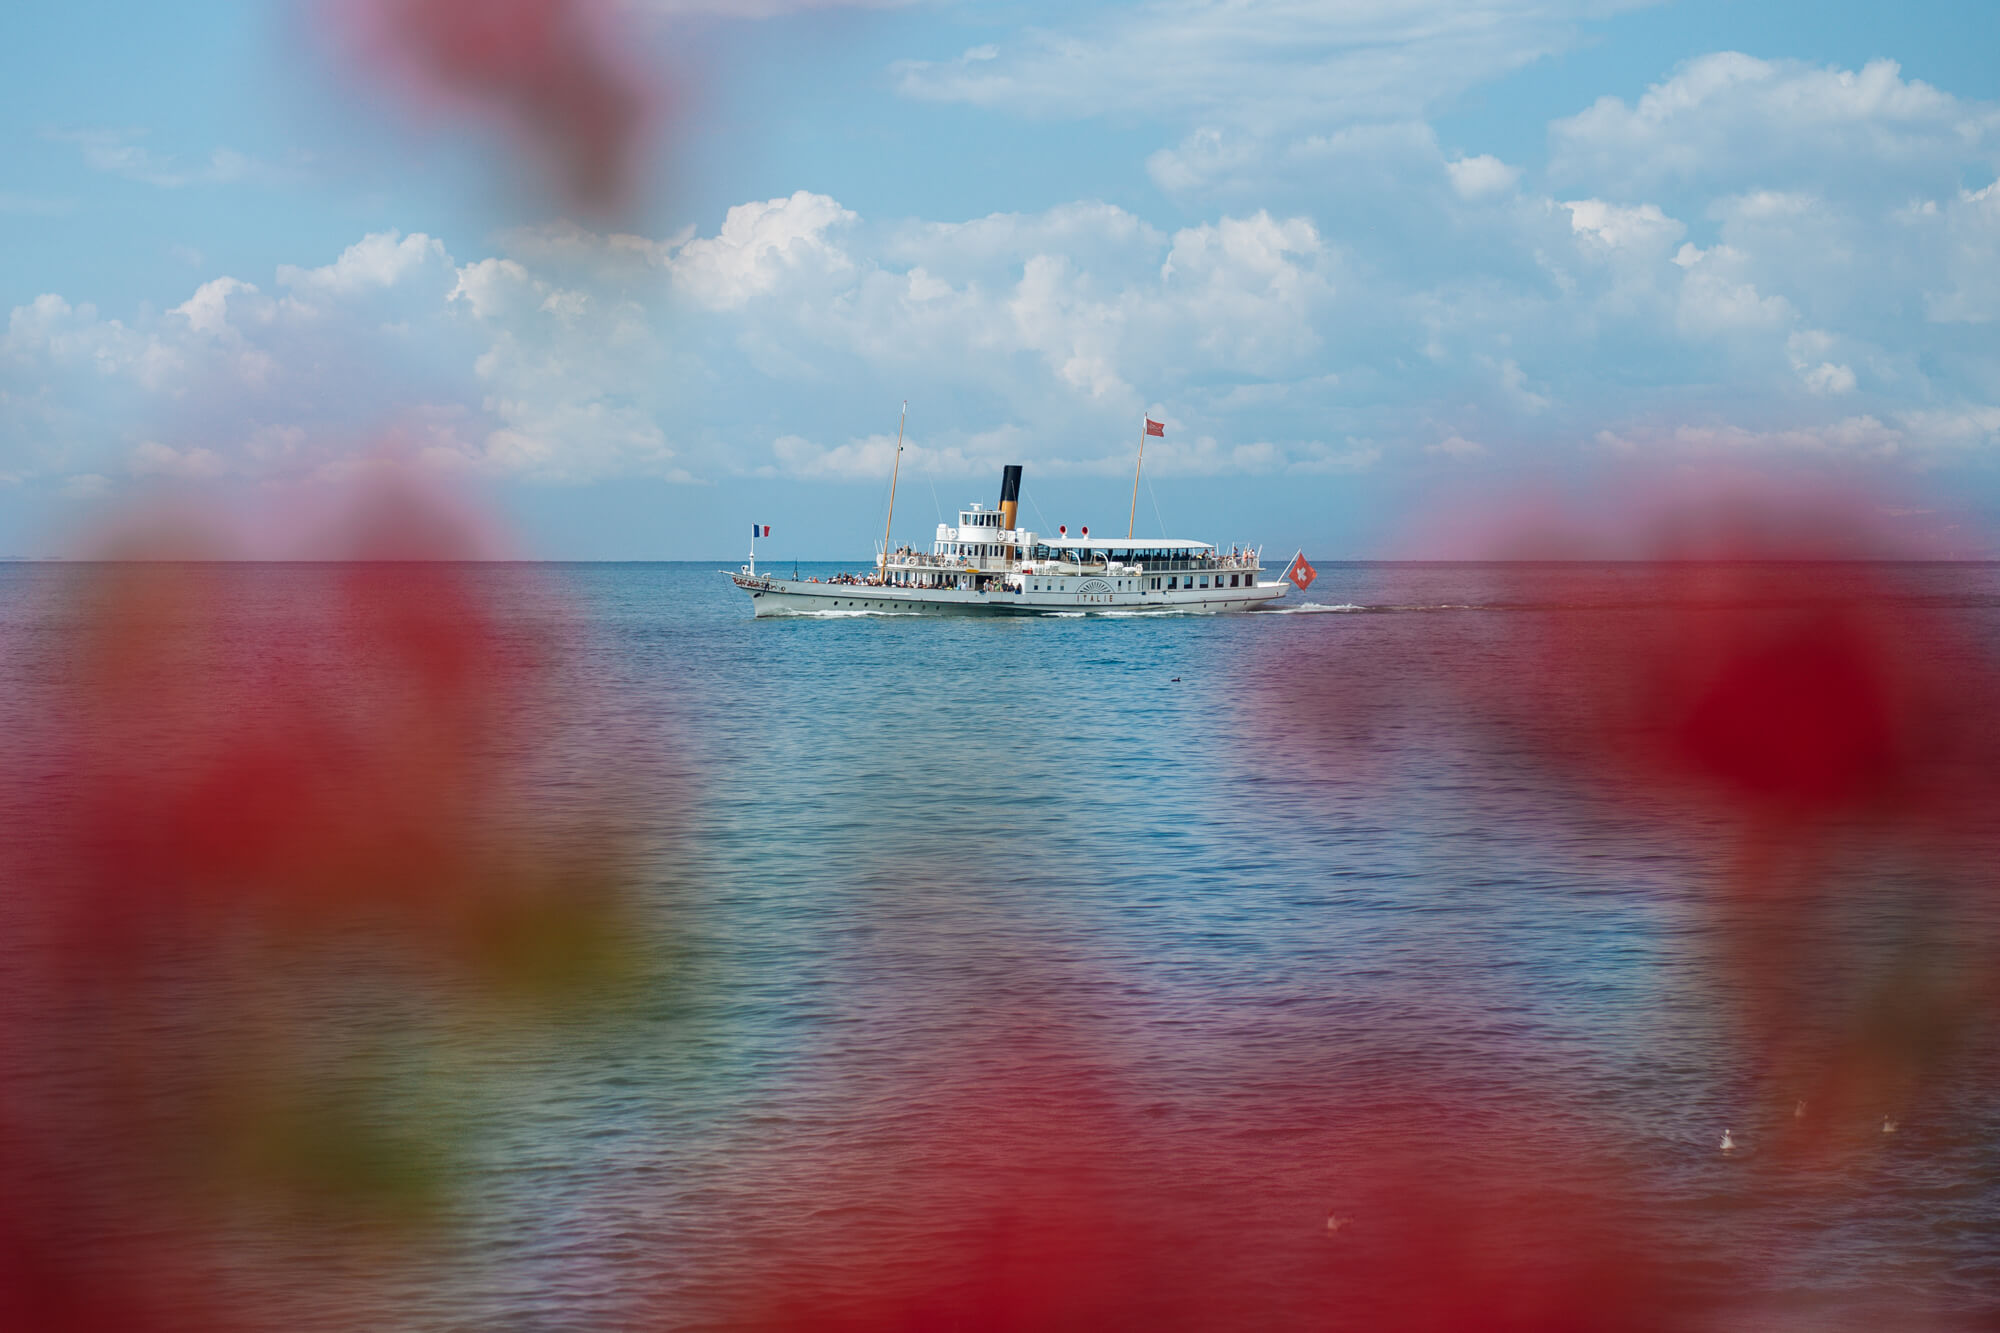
(1325, 1214, 1351, 1234)
(1795, 1100, 1806, 1119)
(1883, 1116, 1898, 1135)
(1720, 1129, 1735, 1152)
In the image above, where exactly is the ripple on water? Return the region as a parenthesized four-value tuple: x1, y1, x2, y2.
(4, 559, 1998, 1329)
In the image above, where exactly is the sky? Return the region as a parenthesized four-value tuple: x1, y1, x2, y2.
(5, 0, 2000, 559)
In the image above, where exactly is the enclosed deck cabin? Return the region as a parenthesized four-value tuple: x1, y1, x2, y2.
(879, 512, 1264, 599)
(914, 504, 1257, 575)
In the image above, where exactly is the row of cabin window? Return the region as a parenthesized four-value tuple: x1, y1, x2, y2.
(1149, 574, 1248, 590)
(944, 541, 1249, 569)
(1028, 546, 1200, 562)
(937, 543, 1255, 582)
(1020, 574, 1252, 592)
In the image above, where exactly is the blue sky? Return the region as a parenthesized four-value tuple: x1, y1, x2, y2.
(6, 0, 2000, 558)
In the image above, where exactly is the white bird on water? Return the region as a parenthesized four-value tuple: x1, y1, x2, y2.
(1720, 1129, 1735, 1152)
(1325, 1214, 1351, 1235)
(1883, 1115, 1898, 1135)
(1794, 1099, 1806, 1120)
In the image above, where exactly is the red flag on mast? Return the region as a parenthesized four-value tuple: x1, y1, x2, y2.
(1145, 418, 1165, 437)
(1285, 553, 1317, 590)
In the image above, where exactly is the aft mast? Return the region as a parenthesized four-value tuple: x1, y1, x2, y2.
(879, 399, 907, 584)
(1129, 414, 1162, 538)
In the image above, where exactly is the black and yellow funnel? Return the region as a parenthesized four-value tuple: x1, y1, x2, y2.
(999, 465, 1022, 534)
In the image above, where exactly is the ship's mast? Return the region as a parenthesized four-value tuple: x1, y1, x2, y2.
(1127, 414, 1147, 539)
(879, 399, 906, 584)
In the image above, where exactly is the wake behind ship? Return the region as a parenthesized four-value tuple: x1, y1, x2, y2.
(730, 464, 1312, 617)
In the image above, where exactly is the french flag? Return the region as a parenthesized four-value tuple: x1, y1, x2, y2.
(752, 524, 771, 538)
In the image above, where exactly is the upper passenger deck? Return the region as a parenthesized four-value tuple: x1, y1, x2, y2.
(833, 464, 1269, 586)
(899, 506, 1256, 577)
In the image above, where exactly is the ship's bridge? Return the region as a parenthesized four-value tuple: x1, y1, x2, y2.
(935, 502, 1030, 560)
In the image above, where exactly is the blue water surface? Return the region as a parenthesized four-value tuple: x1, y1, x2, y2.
(4, 559, 1997, 1330)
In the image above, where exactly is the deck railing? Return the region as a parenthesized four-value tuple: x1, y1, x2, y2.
(881, 552, 1261, 575)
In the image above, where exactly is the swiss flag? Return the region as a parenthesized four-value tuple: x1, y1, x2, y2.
(1286, 553, 1317, 590)
(1145, 418, 1165, 437)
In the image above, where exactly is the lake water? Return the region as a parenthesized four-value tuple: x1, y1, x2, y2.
(3, 560, 1997, 1330)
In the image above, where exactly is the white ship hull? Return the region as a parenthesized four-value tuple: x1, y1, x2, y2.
(733, 573, 1288, 617)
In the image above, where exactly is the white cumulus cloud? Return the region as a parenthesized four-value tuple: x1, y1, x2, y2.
(1447, 155, 1521, 200)
(1551, 54, 2000, 197)
(668, 192, 857, 311)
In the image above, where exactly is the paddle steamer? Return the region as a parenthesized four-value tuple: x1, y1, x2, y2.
(731, 460, 1309, 617)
